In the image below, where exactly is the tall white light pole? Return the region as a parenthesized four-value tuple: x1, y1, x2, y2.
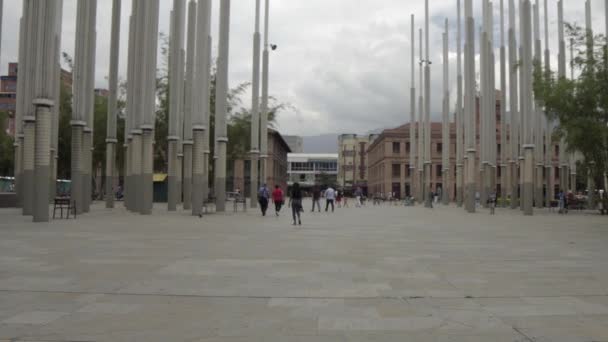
(464, 0, 477, 213)
(32, 0, 63, 222)
(585, 0, 596, 208)
(424, 0, 432, 208)
(168, 0, 186, 211)
(418, 28, 424, 203)
(521, 0, 534, 215)
(442, 19, 450, 205)
(250, 0, 262, 208)
(182, 0, 196, 211)
(533, 1, 544, 208)
(260, 0, 270, 188)
(509, 0, 519, 209)
(557, 0, 566, 193)
(214, 0, 231, 212)
(192, 0, 211, 216)
(105, 0, 121, 209)
(456, 0, 464, 207)
(500, 0, 508, 206)
(543, 0, 553, 206)
(409, 14, 417, 201)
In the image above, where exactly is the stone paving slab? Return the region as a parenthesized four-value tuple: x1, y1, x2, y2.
(0, 203, 607, 341)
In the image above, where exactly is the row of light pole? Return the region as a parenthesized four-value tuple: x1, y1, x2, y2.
(11, 0, 272, 222)
(408, 0, 603, 215)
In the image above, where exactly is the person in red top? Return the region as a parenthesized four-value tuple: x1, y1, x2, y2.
(272, 185, 284, 216)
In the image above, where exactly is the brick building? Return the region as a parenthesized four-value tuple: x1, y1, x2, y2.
(367, 97, 564, 200)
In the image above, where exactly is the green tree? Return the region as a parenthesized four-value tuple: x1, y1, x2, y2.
(0, 110, 14, 176)
(533, 23, 608, 185)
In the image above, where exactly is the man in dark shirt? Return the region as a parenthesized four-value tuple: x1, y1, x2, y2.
(312, 186, 321, 212)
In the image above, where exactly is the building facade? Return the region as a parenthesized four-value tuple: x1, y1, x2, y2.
(337, 134, 372, 193)
(232, 129, 291, 195)
(287, 153, 338, 191)
(367, 98, 564, 200)
(1, 62, 73, 137)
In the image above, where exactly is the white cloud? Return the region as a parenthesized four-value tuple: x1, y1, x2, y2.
(0, 0, 606, 136)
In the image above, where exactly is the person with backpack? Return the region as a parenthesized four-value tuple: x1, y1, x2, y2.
(258, 184, 270, 216)
(272, 185, 284, 216)
(289, 182, 303, 226)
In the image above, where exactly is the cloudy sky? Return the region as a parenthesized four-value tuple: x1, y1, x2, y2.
(1, 1, 606, 136)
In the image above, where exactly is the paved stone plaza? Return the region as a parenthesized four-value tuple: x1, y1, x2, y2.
(0, 203, 607, 341)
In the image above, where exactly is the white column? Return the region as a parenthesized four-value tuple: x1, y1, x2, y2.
(250, 0, 262, 208)
(456, 0, 464, 207)
(464, 0, 477, 213)
(168, 0, 186, 211)
(499, 0, 508, 206)
(409, 14, 417, 201)
(214, 0, 231, 212)
(442, 19, 450, 205)
(423, 0, 432, 208)
(14, 8, 26, 208)
(260, 0, 270, 188)
(418, 28, 424, 203)
(106, 0, 121, 209)
(509, 0, 520, 208)
(521, 0, 534, 215)
(182, 0, 196, 211)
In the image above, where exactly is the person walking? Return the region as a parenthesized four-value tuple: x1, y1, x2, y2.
(311, 185, 321, 212)
(336, 190, 342, 208)
(325, 186, 336, 212)
(488, 190, 497, 215)
(258, 184, 270, 216)
(354, 187, 362, 207)
(289, 182, 303, 226)
(272, 185, 284, 216)
(558, 189, 565, 214)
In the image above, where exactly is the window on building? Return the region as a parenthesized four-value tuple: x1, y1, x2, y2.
(497, 167, 501, 177)
(436, 143, 442, 153)
(555, 167, 560, 179)
(405, 164, 410, 177)
(392, 164, 401, 178)
(555, 145, 559, 158)
(405, 142, 410, 152)
(436, 164, 442, 177)
(392, 142, 400, 154)
(497, 144, 501, 156)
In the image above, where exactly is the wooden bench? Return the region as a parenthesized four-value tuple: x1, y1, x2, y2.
(53, 197, 76, 219)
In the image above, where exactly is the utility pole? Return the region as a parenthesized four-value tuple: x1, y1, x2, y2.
(442, 19, 450, 205)
(521, 0, 534, 215)
(424, 0, 432, 208)
(456, 0, 464, 207)
(182, 0, 196, 211)
(464, 0, 477, 213)
(409, 14, 417, 202)
(260, 0, 270, 189)
(509, 0, 520, 209)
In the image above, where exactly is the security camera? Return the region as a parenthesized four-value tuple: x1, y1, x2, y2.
(270, 44, 278, 51)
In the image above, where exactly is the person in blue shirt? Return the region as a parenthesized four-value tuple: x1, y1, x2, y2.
(258, 184, 270, 216)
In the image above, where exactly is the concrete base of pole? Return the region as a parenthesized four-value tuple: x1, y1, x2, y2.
(424, 164, 432, 208)
(15, 142, 23, 208)
(535, 166, 544, 208)
(501, 165, 507, 207)
(202, 155, 209, 206)
(510, 162, 519, 209)
(22, 122, 35, 216)
(191, 131, 204, 216)
(442, 170, 449, 205)
(215, 142, 227, 212)
(71, 126, 84, 215)
(124, 144, 131, 211)
(141, 130, 153, 215)
(465, 152, 476, 213)
(168, 140, 178, 211)
(546, 166, 554, 206)
(456, 165, 463, 207)
(131, 134, 142, 214)
(418, 170, 424, 204)
(523, 148, 534, 216)
(33, 104, 51, 223)
(177, 155, 183, 205)
(480, 167, 487, 208)
(82, 132, 92, 213)
(105, 142, 115, 208)
(519, 159, 525, 211)
(182, 144, 192, 210)
(250, 156, 258, 208)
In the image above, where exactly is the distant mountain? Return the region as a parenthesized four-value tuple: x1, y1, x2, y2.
(302, 134, 338, 153)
